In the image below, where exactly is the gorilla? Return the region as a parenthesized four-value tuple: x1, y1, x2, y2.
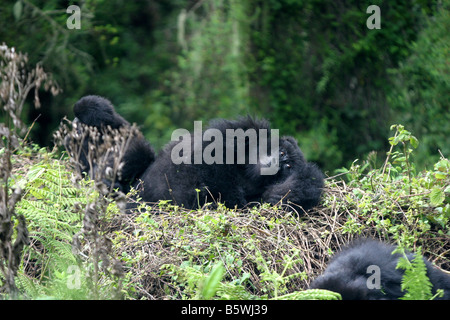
(66, 95, 324, 211)
(68, 95, 155, 194)
(310, 238, 450, 300)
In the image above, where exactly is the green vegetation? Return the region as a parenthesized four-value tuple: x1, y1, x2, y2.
(0, 1, 448, 171)
(14, 151, 123, 299)
(1, 122, 448, 299)
(0, 1, 449, 300)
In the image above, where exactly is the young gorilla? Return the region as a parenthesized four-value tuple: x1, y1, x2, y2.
(137, 117, 324, 210)
(68, 95, 324, 212)
(68, 95, 155, 194)
(309, 239, 450, 300)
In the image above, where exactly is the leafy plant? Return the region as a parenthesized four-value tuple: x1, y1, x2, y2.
(255, 248, 306, 299)
(0, 43, 58, 297)
(394, 246, 443, 300)
(334, 124, 449, 242)
(11, 147, 123, 299)
(162, 260, 340, 300)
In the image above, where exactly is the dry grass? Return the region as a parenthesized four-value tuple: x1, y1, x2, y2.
(106, 177, 450, 300)
(10, 146, 449, 300)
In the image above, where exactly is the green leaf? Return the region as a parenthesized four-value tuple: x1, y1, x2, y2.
(409, 136, 419, 148)
(430, 188, 445, 206)
(201, 262, 225, 299)
(435, 172, 447, 180)
(398, 252, 433, 300)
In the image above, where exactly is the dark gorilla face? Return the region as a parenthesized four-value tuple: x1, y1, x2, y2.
(252, 136, 306, 180)
(244, 136, 308, 198)
(277, 136, 306, 179)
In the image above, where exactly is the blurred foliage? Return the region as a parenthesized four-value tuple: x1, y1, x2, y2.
(0, 0, 448, 172)
(388, 4, 450, 168)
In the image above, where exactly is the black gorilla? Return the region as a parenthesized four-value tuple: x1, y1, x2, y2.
(70, 95, 155, 194)
(67, 95, 324, 211)
(310, 239, 450, 300)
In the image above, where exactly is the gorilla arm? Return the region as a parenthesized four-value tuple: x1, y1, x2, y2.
(261, 162, 324, 211)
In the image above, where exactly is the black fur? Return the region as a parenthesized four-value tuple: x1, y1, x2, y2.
(69, 95, 155, 193)
(259, 136, 324, 210)
(74, 95, 129, 129)
(68, 95, 324, 211)
(309, 239, 450, 300)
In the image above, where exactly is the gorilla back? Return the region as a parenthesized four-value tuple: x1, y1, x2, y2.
(134, 116, 324, 211)
(67, 95, 324, 212)
(310, 239, 450, 300)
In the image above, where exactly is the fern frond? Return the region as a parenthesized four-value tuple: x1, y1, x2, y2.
(397, 248, 434, 300)
(273, 289, 342, 300)
(14, 156, 88, 298)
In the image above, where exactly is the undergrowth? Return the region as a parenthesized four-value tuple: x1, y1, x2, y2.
(0, 124, 449, 300)
(10, 145, 122, 299)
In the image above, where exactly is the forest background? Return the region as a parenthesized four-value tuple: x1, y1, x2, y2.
(0, 0, 448, 173)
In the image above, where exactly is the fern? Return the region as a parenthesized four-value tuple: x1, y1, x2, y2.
(274, 289, 341, 300)
(9, 152, 122, 299)
(16, 160, 86, 239)
(395, 247, 434, 300)
(13, 155, 88, 298)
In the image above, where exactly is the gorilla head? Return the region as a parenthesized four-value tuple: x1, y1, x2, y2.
(252, 136, 324, 211)
(73, 95, 129, 129)
(66, 95, 155, 194)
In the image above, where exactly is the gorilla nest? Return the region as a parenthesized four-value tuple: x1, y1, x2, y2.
(105, 178, 450, 299)
(10, 142, 450, 300)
